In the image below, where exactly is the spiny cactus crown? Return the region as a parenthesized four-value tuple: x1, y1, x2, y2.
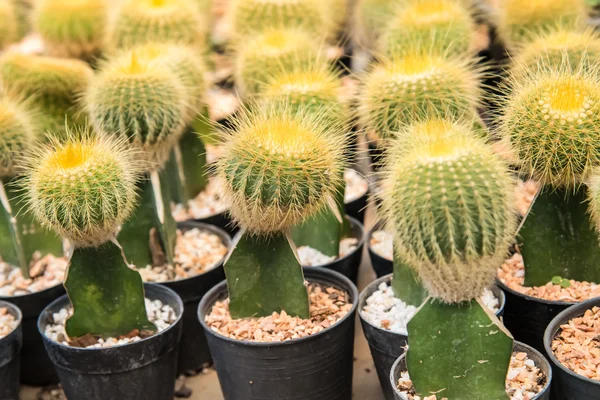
(85, 51, 187, 168)
(0, 0, 18, 50)
(586, 172, 600, 236)
(381, 119, 516, 303)
(499, 62, 600, 188)
(357, 52, 482, 142)
(217, 105, 348, 233)
(497, 0, 586, 47)
(0, 98, 37, 178)
(259, 61, 348, 131)
(129, 43, 207, 123)
(33, 0, 108, 58)
(107, 0, 207, 50)
(234, 27, 322, 97)
(379, 0, 476, 57)
(23, 130, 141, 247)
(228, 0, 333, 39)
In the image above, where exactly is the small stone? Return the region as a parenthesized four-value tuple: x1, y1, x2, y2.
(298, 238, 359, 267)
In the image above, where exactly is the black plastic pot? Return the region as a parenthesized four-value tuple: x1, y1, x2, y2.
(360, 274, 506, 400)
(308, 215, 365, 284)
(390, 341, 552, 400)
(199, 267, 359, 400)
(0, 282, 65, 385)
(193, 210, 238, 237)
(38, 283, 183, 400)
(367, 222, 393, 278)
(0, 301, 22, 399)
(344, 172, 369, 224)
(544, 297, 600, 400)
(158, 221, 230, 374)
(498, 279, 573, 354)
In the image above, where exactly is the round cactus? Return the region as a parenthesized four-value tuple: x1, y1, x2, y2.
(499, 63, 600, 188)
(381, 119, 516, 303)
(0, 0, 19, 49)
(217, 105, 348, 233)
(496, 0, 587, 47)
(0, 97, 37, 177)
(85, 51, 187, 167)
(357, 52, 482, 142)
(106, 0, 207, 51)
(23, 130, 140, 247)
(353, 0, 395, 48)
(33, 0, 107, 59)
(512, 27, 600, 76)
(259, 62, 347, 131)
(228, 0, 333, 39)
(234, 27, 322, 97)
(378, 0, 475, 57)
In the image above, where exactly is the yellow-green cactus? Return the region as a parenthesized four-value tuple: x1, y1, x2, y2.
(353, 0, 395, 48)
(0, 0, 19, 49)
(0, 97, 36, 178)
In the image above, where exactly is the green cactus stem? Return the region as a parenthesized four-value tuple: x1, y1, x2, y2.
(407, 298, 513, 400)
(291, 197, 343, 258)
(0, 179, 27, 274)
(391, 252, 427, 306)
(64, 239, 155, 338)
(519, 186, 600, 286)
(226, 231, 309, 319)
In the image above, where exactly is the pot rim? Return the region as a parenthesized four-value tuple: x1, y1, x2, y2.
(0, 300, 22, 338)
(0, 275, 64, 302)
(390, 340, 553, 399)
(543, 296, 600, 386)
(496, 278, 578, 306)
(36, 283, 183, 352)
(198, 266, 359, 347)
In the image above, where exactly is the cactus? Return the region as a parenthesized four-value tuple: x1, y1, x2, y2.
(499, 62, 600, 286)
(216, 105, 347, 318)
(496, 0, 587, 48)
(357, 52, 483, 143)
(22, 130, 155, 339)
(33, 0, 108, 60)
(228, 0, 333, 39)
(381, 119, 515, 400)
(106, 0, 207, 51)
(0, 0, 19, 49)
(378, 0, 476, 57)
(353, 0, 395, 48)
(0, 53, 93, 137)
(233, 27, 322, 98)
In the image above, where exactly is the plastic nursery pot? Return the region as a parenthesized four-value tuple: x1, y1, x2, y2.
(0, 282, 65, 385)
(310, 215, 365, 284)
(367, 222, 392, 278)
(544, 297, 600, 400)
(389, 340, 552, 400)
(344, 170, 369, 224)
(160, 221, 230, 374)
(497, 279, 573, 354)
(198, 267, 359, 400)
(360, 274, 506, 400)
(193, 210, 239, 238)
(0, 301, 22, 399)
(38, 283, 183, 400)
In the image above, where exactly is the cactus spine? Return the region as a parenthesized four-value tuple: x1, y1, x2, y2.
(33, 0, 108, 59)
(23, 130, 154, 339)
(0, 0, 19, 49)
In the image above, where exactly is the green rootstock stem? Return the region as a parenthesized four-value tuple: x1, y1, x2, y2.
(64, 240, 156, 339)
(407, 298, 513, 400)
(391, 253, 427, 307)
(225, 231, 309, 319)
(164, 148, 186, 205)
(178, 126, 209, 200)
(0, 178, 27, 276)
(519, 185, 600, 286)
(119, 171, 177, 269)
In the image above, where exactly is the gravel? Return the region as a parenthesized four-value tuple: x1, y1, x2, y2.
(0, 307, 17, 338)
(172, 177, 228, 221)
(344, 169, 368, 203)
(361, 282, 500, 335)
(0, 253, 68, 297)
(44, 298, 178, 348)
(298, 238, 359, 266)
(139, 228, 228, 282)
(370, 230, 393, 260)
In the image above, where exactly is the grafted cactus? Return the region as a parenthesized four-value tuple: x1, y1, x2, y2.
(381, 118, 516, 400)
(217, 105, 348, 318)
(379, 0, 476, 57)
(33, 0, 107, 59)
(357, 52, 482, 142)
(106, 0, 207, 50)
(23, 130, 154, 340)
(234, 27, 322, 98)
(0, 0, 18, 49)
(0, 53, 93, 136)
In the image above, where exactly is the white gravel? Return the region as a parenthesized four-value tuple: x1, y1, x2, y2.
(370, 230, 393, 260)
(0, 253, 67, 297)
(0, 307, 17, 338)
(361, 283, 500, 335)
(344, 169, 368, 203)
(44, 298, 178, 348)
(172, 177, 228, 221)
(298, 238, 359, 266)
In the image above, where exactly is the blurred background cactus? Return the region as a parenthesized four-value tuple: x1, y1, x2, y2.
(22, 130, 154, 339)
(353, 0, 395, 49)
(0, 0, 19, 50)
(216, 105, 347, 318)
(33, 0, 108, 60)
